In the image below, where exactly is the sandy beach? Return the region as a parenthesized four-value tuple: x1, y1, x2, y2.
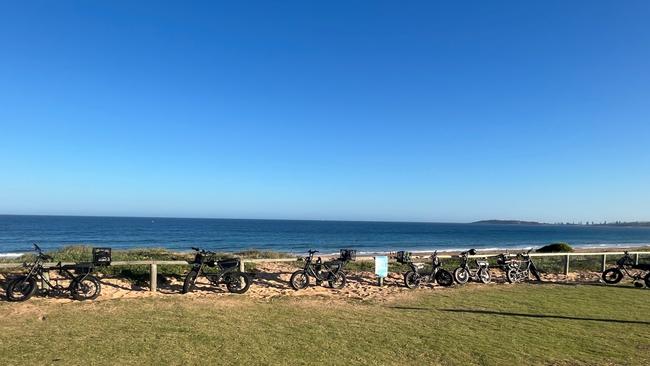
(0, 261, 612, 306)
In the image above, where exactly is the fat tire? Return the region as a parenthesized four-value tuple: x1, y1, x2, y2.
(506, 269, 518, 284)
(404, 271, 421, 289)
(601, 268, 623, 284)
(71, 276, 101, 301)
(6, 276, 37, 302)
(328, 272, 347, 289)
(435, 269, 454, 287)
(478, 268, 491, 284)
(182, 270, 199, 294)
(530, 264, 542, 282)
(454, 267, 470, 284)
(290, 270, 310, 290)
(225, 272, 251, 294)
(644, 272, 650, 288)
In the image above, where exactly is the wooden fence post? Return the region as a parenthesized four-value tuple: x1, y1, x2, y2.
(564, 254, 570, 275)
(150, 263, 157, 292)
(239, 259, 245, 273)
(601, 254, 607, 272)
(635, 253, 639, 265)
(42, 270, 51, 289)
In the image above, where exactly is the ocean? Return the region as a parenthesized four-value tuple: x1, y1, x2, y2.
(1, 215, 650, 257)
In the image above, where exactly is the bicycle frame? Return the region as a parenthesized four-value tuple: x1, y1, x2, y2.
(501, 249, 540, 282)
(458, 253, 489, 277)
(406, 254, 444, 282)
(615, 253, 648, 279)
(187, 249, 240, 285)
(302, 253, 344, 281)
(15, 246, 95, 294)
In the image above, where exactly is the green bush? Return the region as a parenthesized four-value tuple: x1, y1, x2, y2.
(536, 242, 574, 253)
(233, 250, 293, 259)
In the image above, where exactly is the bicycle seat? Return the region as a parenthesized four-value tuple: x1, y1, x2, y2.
(217, 258, 240, 270)
(322, 262, 342, 273)
(325, 260, 343, 268)
(61, 262, 94, 270)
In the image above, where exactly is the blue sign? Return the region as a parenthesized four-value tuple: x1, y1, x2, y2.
(375, 256, 388, 278)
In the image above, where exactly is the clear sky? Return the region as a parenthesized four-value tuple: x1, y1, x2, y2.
(1, 1, 649, 223)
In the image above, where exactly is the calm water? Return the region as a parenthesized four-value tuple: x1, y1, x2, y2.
(1, 215, 650, 256)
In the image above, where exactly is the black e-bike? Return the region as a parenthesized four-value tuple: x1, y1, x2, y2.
(602, 251, 650, 288)
(182, 247, 251, 294)
(5, 244, 105, 302)
(290, 249, 353, 290)
(397, 250, 454, 289)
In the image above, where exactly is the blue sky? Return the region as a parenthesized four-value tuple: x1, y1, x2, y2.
(1, 1, 649, 222)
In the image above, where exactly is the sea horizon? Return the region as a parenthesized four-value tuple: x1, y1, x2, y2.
(2, 214, 650, 257)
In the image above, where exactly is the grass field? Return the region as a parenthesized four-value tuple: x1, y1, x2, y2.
(1, 283, 648, 365)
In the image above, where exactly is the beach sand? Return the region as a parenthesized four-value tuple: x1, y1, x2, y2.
(0, 262, 610, 305)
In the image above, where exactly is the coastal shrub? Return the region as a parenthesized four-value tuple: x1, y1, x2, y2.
(536, 242, 574, 253)
(531, 257, 563, 273)
(344, 261, 374, 272)
(234, 250, 293, 259)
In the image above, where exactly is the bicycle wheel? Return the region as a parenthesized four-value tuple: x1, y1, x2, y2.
(454, 267, 470, 284)
(506, 269, 519, 284)
(6, 276, 37, 302)
(328, 272, 347, 289)
(225, 272, 251, 294)
(435, 269, 454, 287)
(290, 270, 310, 290)
(71, 276, 101, 301)
(644, 272, 650, 288)
(404, 271, 421, 289)
(182, 270, 199, 294)
(529, 263, 542, 282)
(601, 268, 623, 284)
(478, 268, 491, 284)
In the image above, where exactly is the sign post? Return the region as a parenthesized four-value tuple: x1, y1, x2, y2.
(374, 256, 388, 287)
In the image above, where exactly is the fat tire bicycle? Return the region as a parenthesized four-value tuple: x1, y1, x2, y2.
(497, 249, 541, 283)
(396, 250, 454, 289)
(5, 244, 103, 302)
(290, 249, 353, 290)
(602, 251, 650, 288)
(182, 247, 251, 294)
(453, 249, 491, 284)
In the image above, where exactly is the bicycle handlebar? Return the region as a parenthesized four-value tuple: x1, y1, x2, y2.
(190, 247, 218, 255)
(31, 243, 53, 261)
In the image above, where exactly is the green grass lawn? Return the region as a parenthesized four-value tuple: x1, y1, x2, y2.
(1, 284, 649, 365)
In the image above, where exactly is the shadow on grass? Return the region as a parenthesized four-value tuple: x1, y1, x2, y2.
(440, 308, 650, 325)
(386, 306, 650, 325)
(536, 281, 649, 291)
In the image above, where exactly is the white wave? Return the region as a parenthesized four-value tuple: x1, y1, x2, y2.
(0, 252, 24, 258)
